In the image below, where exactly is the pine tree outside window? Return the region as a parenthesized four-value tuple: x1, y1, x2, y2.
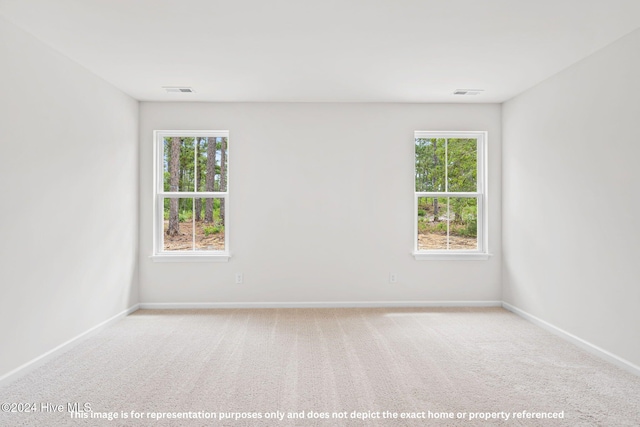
(414, 131, 489, 260)
(152, 130, 229, 262)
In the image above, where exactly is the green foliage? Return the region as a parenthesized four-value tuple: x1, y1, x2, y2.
(415, 138, 477, 192)
(417, 196, 477, 239)
(418, 219, 476, 238)
(415, 139, 478, 244)
(418, 220, 447, 234)
(164, 136, 229, 193)
(164, 137, 192, 191)
(415, 138, 446, 192)
(464, 219, 477, 237)
(162, 198, 194, 222)
(203, 225, 224, 236)
(178, 211, 192, 223)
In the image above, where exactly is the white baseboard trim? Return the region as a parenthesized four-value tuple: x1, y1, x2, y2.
(502, 302, 640, 377)
(139, 301, 502, 309)
(4, 301, 637, 385)
(0, 304, 140, 387)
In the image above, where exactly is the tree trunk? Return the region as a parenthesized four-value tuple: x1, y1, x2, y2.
(219, 137, 227, 222)
(194, 139, 202, 221)
(194, 199, 201, 222)
(167, 137, 180, 236)
(433, 198, 439, 222)
(432, 139, 439, 222)
(205, 137, 216, 223)
(454, 204, 462, 224)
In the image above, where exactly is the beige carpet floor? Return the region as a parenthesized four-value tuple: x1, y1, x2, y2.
(1, 307, 639, 426)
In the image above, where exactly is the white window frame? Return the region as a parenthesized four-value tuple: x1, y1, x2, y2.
(413, 131, 490, 261)
(151, 130, 230, 262)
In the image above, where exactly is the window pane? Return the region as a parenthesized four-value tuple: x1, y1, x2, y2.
(418, 197, 478, 251)
(447, 138, 477, 192)
(415, 138, 445, 192)
(417, 197, 448, 250)
(198, 136, 228, 192)
(195, 198, 226, 251)
(163, 137, 195, 192)
(449, 197, 478, 250)
(163, 197, 194, 251)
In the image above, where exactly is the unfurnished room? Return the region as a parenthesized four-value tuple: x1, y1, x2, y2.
(0, 1, 639, 426)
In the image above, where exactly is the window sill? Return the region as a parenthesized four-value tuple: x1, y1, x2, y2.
(150, 253, 230, 263)
(412, 252, 492, 261)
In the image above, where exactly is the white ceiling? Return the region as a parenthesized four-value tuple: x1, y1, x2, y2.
(1, 0, 640, 103)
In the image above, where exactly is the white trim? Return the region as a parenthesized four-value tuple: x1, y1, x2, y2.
(413, 252, 492, 261)
(139, 301, 503, 309)
(0, 304, 140, 387)
(5, 301, 637, 388)
(159, 191, 228, 197)
(416, 191, 480, 198)
(502, 302, 640, 377)
(155, 130, 228, 138)
(150, 254, 230, 263)
(415, 131, 485, 139)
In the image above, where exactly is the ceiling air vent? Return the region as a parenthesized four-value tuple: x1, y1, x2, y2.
(163, 87, 195, 93)
(454, 89, 484, 96)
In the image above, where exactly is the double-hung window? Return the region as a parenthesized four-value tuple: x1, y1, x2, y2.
(152, 130, 229, 261)
(413, 131, 488, 260)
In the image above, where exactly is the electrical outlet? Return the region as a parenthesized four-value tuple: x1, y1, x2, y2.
(389, 273, 397, 283)
(235, 273, 243, 284)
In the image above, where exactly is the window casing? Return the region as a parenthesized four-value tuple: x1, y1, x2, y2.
(413, 131, 489, 260)
(152, 130, 229, 262)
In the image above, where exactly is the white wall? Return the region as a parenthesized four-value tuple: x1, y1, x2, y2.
(140, 102, 501, 304)
(503, 29, 640, 367)
(0, 17, 139, 378)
